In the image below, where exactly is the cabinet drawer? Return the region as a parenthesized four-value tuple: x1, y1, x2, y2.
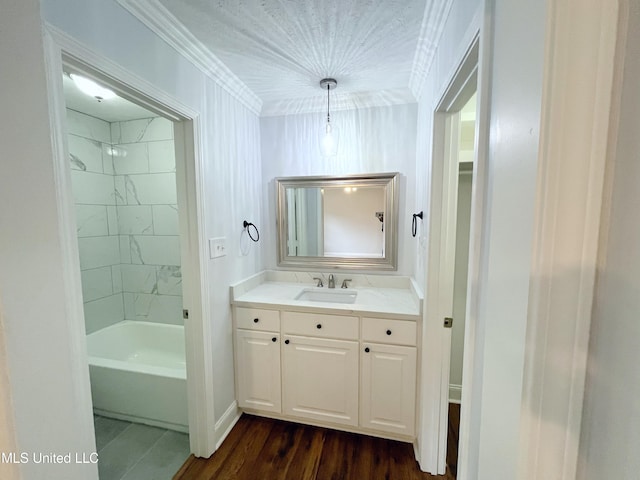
(362, 317, 417, 346)
(282, 311, 358, 340)
(235, 307, 280, 331)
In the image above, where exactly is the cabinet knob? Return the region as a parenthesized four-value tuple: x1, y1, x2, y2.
(386, 329, 392, 335)
(316, 324, 322, 329)
(272, 337, 277, 342)
(285, 339, 290, 345)
(253, 318, 259, 323)
(364, 347, 370, 353)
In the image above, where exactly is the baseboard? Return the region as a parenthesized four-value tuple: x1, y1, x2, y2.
(93, 408, 188, 433)
(214, 401, 240, 449)
(449, 384, 462, 404)
(414, 439, 427, 471)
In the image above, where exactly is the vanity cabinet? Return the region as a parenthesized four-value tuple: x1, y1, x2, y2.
(282, 335, 359, 426)
(361, 317, 417, 436)
(233, 305, 419, 441)
(281, 311, 359, 426)
(361, 342, 417, 436)
(234, 308, 281, 413)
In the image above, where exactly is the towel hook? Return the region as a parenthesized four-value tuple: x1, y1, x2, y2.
(411, 211, 423, 237)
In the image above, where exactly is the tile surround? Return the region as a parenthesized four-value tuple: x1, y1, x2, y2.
(81, 266, 114, 303)
(83, 294, 125, 334)
(111, 117, 173, 144)
(148, 140, 176, 173)
(113, 143, 149, 175)
(151, 205, 179, 235)
(117, 205, 154, 235)
(129, 235, 181, 266)
(71, 171, 116, 205)
(125, 173, 178, 205)
(66, 109, 111, 144)
(123, 292, 183, 324)
(76, 205, 109, 238)
(69, 110, 182, 330)
(77, 236, 120, 270)
(68, 134, 105, 173)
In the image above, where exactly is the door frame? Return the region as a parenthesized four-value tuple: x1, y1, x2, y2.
(517, 2, 624, 479)
(41, 24, 217, 457)
(417, 26, 486, 474)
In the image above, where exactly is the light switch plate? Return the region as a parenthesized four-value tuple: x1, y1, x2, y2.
(209, 237, 227, 259)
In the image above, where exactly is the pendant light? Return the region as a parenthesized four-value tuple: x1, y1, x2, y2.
(319, 78, 339, 157)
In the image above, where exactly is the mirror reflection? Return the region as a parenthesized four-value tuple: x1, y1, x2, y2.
(286, 185, 385, 258)
(276, 173, 399, 270)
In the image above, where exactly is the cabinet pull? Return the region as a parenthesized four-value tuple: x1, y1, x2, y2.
(253, 318, 259, 323)
(364, 347, 370, 353)
(316, 324, 322, 329)
(272, 337, 277, 342)
(285, 339, 290, 345)
(386, 329, 392, 335)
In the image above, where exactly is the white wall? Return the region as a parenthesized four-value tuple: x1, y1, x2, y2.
(0, 1, 98, 478)
(0, 310, 19, 480)
(0, 1, 263, 478)
(413, 0, 547, 476)
(413, 0, 481, 288)
(468, 1, 546, 478)
(261, 103, 417, 274)
(578, 2, 640, 478)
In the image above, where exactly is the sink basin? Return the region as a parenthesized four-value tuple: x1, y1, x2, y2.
(295, 288, 357, 304)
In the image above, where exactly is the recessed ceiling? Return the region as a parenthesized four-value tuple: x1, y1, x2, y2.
(62, 73, 156, 123)
(134, 0, 434, 115)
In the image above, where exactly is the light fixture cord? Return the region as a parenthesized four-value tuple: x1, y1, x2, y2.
(326, 84, 331, 124)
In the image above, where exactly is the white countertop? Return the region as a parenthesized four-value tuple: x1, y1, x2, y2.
(232, 279, 422, 321)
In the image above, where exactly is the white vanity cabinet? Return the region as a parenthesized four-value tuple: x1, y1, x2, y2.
(234, 308, 281, 413)
(281, 311, 359, 426)
(232, 296, 420, 441)
(360, 317, 417, 436)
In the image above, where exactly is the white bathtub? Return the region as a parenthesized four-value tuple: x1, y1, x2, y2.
(87, 321, 188, 433)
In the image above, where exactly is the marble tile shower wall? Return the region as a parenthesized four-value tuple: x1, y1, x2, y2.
(68, 110, 182, 333)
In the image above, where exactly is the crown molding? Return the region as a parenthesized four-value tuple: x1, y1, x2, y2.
(260, 88, 417, 117)
(117, 0, 262, 115)
(409, 0, 455, 100)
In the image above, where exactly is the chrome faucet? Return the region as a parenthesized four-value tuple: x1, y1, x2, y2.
(328, 274, 335, 289)
(313, 277, 323, 287)
(341, 279, 352, 289)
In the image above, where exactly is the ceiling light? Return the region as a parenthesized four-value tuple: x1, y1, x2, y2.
(319, 78, 339, 158)
(70, 73, 117, 102)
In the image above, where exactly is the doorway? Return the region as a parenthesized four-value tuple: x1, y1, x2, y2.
(62, 68, 190, 479)
(419, 35, 482, 476)
(43, 32, 215, 477)
(448, 94, 475, 407)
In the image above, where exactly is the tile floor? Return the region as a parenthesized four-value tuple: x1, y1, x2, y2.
(94, 415, 190, 480)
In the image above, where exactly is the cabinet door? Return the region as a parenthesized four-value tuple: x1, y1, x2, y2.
(235, 329, 281, 413)
(361, 343, 417, 437)
(282, 335, 359, 427)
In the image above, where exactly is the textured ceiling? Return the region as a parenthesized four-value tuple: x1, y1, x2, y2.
(155, 0, 429, 114)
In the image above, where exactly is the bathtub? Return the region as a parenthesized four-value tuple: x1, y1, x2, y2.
(87, 321, 188, 433)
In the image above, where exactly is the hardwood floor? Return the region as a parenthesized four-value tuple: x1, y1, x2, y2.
(174, 405, 460, 480)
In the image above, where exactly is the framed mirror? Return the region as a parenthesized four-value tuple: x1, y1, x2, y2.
(276, 172, 399, 270)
